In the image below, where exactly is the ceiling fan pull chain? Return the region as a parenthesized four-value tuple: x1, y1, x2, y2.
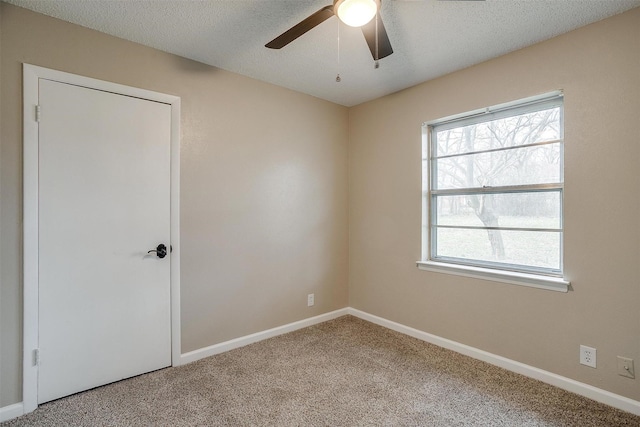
(374, 11, 380, 69)
(336, 20, 342, 82)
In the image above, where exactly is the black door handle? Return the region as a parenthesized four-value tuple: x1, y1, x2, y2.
(148, 244, 167, 259)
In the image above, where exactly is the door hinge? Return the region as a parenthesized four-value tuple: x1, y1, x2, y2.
(35, 105, 42, 122)
(33, 348, 40, 366)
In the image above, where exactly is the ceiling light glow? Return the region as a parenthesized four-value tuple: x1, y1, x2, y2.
(334, 0, 380, 27)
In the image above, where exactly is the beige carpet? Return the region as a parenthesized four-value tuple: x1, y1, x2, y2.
(3, 315, 639, 426)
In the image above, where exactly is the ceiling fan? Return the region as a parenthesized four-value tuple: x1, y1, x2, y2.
(265, 0, 485, 61)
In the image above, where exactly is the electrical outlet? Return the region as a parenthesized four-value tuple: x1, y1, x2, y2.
(617, 356, 635, 379)
(580, 345, 597, 368)
(307, 293, 314, 307)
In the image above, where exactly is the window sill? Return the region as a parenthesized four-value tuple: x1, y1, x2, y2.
(416, 260, 570, 292)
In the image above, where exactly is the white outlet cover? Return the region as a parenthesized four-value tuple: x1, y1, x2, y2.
(580, 345, 597, 368)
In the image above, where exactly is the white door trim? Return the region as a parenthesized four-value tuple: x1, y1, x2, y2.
(22, 64, 181, 414)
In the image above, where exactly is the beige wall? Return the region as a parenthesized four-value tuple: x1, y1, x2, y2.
(349, 7, 640, 401)
(2, 1, 639, 410)
(0, 3, 349, 406)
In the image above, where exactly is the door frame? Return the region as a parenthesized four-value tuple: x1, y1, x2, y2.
(22, 64, 181, 413)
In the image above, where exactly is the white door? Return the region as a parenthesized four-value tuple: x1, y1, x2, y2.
(37, 79, 172, 404)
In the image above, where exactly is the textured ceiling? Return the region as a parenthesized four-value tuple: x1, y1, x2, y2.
(5, 0, 640, 106)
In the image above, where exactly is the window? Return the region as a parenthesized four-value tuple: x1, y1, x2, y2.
(419, 92, 569, 291)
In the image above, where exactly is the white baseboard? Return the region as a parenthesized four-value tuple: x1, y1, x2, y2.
(179, 308, 349, 365)
(0, 402, 24, 422)
(347, 308, 640, 416)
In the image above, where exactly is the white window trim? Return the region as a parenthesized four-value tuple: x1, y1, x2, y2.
(417, 260, 569, 292)
(418, 91, 570, 292)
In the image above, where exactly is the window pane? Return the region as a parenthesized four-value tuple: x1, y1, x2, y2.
(435, 107, 561, 157)
(434, 192, 561, 229)
(434, 228, 561, 271)
(425, 95, 564, 277)
(435, 143, 561, 189)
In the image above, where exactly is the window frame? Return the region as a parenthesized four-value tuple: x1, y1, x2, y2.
(417, 92, 570, 292)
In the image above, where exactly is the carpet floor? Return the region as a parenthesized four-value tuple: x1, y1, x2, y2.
(3, 315, 639, 426)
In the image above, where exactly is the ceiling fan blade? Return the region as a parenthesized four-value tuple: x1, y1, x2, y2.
(361, 13, 393, 60)
(266, 5, 335, 49)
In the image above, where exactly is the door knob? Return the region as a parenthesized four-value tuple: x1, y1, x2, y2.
(148, 244, 167, 259)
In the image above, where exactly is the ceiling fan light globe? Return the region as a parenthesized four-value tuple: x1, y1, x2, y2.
(334, 0, 380, 27)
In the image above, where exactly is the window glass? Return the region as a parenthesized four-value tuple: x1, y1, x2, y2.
(423, 94, 564, 276)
